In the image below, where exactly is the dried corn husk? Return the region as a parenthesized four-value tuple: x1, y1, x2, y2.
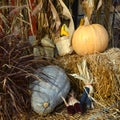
(33, 35, 55, 58)
(32, 0, 43, 16)
(54, 0, 74, 56)
(82, 0, 94, 20)
(58, 0, 74, 40)
(96, 0, 102, 11)
(41, 35, 54, 48)
(49, 0, 61, 32)
(55, 36, 73, 56)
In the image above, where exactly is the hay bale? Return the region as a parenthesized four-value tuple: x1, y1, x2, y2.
(57, 48, 120, 105)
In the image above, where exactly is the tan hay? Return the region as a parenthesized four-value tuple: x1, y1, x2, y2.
(56, 48, 120, 105)
(29, 105, 120, 120)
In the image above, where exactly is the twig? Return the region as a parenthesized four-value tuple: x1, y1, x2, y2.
(0, 5, 27, 9)
(16, 16, 30, 25)
(26, 0, 34, 37)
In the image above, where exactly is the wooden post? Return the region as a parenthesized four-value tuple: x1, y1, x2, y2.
(72, 0, 78, 29)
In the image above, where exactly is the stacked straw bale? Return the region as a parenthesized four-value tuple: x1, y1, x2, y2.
(29, 48, 120, 120)
(57, 48, 120, 105)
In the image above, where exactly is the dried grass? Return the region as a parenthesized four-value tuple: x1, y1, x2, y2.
(49, 48, 120, 120)
(29, 104, 120, 120)
(0, 36, 51, 120)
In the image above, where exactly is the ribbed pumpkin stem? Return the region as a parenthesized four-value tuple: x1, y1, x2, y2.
(84, 16, 90, 26)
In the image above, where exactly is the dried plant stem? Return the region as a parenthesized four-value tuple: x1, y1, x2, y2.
(0, 5, 27, 9)
(16, 17, 30, 25)
(26, 0, 35, 37)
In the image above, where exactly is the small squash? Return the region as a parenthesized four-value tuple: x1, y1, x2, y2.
(72, 17, 109, 55)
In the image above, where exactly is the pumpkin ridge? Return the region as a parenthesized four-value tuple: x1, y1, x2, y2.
(91, 24, 101, 52)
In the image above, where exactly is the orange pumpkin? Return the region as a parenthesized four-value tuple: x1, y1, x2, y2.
(72, 23, 109, 55)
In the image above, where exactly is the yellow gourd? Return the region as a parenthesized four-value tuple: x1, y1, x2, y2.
(72, 17, 109, 55)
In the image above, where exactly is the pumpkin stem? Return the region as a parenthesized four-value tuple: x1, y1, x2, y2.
(43, 102, 49, 108)
(84, 16, 90, 26)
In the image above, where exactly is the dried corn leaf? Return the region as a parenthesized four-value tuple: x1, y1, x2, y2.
(38, 12, 49, 35)
(0, 13, 10, 29)
(49, 0, 61, 32)
(8, 5, 27, 16)
(58, 0, 74, 39)
(0, 24, 4, 32)
(32, 0, 43, 16)
(96, 0, 102, 11)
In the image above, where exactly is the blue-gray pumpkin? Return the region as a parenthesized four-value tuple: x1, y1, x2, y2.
(30, 65, 70, 114)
